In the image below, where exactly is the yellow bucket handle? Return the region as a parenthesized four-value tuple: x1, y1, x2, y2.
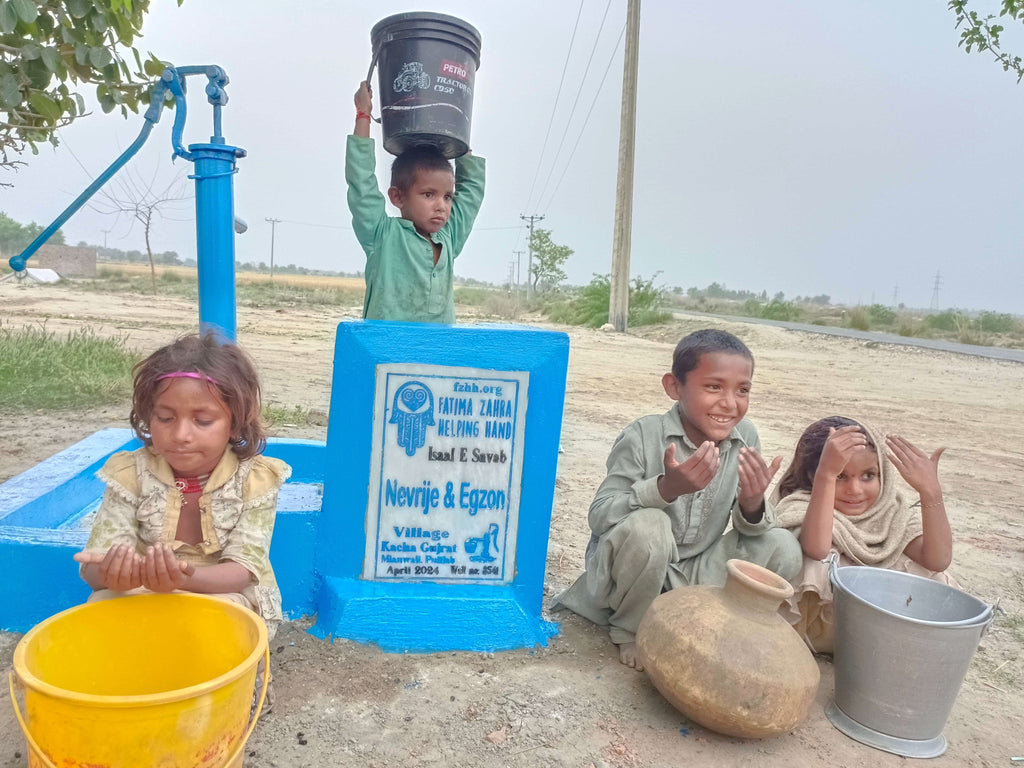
(9, 646, 270, 768)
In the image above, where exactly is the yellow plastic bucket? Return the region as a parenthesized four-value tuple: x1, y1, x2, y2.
(9, 593, 268, 768)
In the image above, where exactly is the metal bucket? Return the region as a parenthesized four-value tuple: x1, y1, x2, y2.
(827, 558, 992, 758)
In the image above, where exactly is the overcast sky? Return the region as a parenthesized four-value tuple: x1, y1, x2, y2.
(4, 0, 1024, 314)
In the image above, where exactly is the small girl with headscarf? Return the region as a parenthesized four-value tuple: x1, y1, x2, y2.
(770, 416, 955, 653)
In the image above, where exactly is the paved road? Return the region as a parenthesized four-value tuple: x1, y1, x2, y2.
(671, 311, 1024, 364)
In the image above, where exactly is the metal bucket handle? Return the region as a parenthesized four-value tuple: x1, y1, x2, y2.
(8, 645, 270, 768)
(828, 552, 995, 631)
(363, 53, 382, 124)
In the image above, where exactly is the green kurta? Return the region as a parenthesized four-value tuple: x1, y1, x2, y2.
(345, 135, 486, 323)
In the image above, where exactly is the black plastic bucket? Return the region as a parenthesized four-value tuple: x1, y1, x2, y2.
(370, 12, 482, 158)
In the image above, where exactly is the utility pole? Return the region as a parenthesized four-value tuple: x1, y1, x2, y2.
(520, 214, 544, 298)
(609, 0, 641, 332)
(930, 271, 942, 310)
(265, 217, 280, 282)
(892, 285, 899, 308)
(513, 250, 524, 291)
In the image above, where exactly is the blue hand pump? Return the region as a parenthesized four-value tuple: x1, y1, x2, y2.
(7, 65, 245, 341)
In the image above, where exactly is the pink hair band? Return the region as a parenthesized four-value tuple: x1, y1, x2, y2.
(157, 371, 221, 386)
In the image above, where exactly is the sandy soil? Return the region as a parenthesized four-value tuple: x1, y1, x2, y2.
(1, 281, 1022, 768)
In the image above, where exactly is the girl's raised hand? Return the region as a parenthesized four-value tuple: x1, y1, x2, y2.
(886, 434, 945, 498)
(74, 544, 143, 592)
(139, 542, 195, 593)
(817, 425, 870, 479)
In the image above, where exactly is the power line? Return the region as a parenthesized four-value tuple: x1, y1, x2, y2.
(533, 0, 616, 213)
(541, 22, 626, 215)
(279, 218, 350, 230)
(522, 0, 585, 214)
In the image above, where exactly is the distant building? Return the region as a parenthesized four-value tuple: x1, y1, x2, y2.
(35, 245, 97, 277)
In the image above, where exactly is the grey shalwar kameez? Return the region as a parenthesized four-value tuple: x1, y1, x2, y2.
(553, 406, 802, 645)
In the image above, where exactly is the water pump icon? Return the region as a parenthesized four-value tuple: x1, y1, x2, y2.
(464, 523, 499, 563)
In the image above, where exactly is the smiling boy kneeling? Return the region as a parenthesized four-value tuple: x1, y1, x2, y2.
(553, 329, 802, 670)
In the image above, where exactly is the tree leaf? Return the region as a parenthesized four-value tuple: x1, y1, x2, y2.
(0, 2, 18, 35)
(67, 0, 90, 20)
(143, 54, 165, 76)
(10, 0, 36, 24)
(74, 43, 89, 66)
(40, 46, 60, 73)
(28, 90, 61, 122)
(90, 9, 108, 34)
(89, 45, 112, 68)
(21, 40, 41, 60)
(0, 72, 22, 109)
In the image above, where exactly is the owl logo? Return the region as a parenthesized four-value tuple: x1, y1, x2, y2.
(390, 381, 435, 457)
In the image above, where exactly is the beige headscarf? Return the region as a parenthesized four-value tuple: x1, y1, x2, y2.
(771, 419, 923, 568)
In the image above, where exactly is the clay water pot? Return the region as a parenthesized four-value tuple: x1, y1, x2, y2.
(636, 559, 819, 738)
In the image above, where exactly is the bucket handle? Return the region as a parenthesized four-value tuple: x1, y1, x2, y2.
(826, 550, 840, 587)
(9, 646, 270, 768)
(9, 672, 51, 768)
(363, 53, 382, 124)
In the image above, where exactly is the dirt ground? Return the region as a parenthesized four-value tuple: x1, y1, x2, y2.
(1, 281, 1022, 768)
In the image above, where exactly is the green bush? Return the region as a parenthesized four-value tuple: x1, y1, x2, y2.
(977, 312, 1018, 334)
(925, 310, 965, 332)
(760, 299, 802, 321)
(738, 298, 802, 322)
(868, 304, 896, 325)
(543, 274, 670, 328)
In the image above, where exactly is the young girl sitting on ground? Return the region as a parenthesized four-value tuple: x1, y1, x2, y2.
(74, 334, 291, 640)
(770, 416, 955, 653)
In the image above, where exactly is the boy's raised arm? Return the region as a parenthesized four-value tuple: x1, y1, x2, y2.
(354, 81, 372, 138)
(446, 151, 485, 255)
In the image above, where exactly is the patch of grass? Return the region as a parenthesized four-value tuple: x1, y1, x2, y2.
(896, 316, 928, 338)
(83, 269, 364, 309)
(262, 404, 315, 428)
(0, 322, 138, 410)
(453, 286, 495, 306)
(480, 292, 522, 320)
(237, 282, 363, 308)
(848, 307, 871, 331)
(84, 267, 198, 299)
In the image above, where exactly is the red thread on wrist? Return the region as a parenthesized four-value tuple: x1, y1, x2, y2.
(356, 110, 372, 121)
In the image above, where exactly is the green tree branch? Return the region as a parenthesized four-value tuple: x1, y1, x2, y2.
(949, 0, 1024, 81)
(0, 0, 183, 182)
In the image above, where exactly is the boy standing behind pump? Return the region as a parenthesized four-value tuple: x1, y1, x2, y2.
(347, 81, 486, 323)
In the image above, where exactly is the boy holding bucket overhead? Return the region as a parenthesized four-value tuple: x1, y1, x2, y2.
(347, 80, 486, 323)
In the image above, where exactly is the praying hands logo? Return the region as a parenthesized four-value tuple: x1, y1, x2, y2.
(390, 381, 435, 457)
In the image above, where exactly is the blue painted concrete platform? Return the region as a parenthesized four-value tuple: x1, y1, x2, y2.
(0, 428, 325, 633)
